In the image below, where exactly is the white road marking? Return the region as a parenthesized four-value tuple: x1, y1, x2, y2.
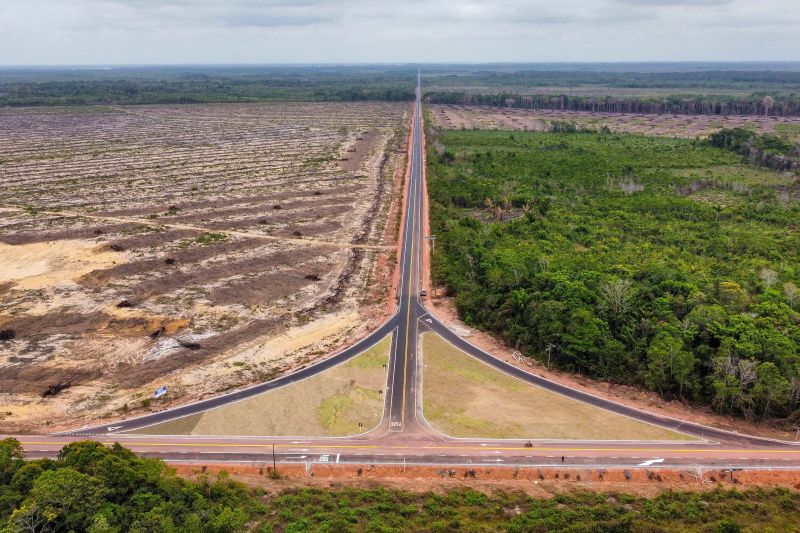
(336, 454, 341, 463)
(319, 454, 330, 463)
(637, 458, 665, 466)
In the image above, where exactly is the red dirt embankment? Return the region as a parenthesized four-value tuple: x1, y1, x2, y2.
(420, 111, 433, 302)
(170, 462, 800, 494)
(381, 103, 415, 319)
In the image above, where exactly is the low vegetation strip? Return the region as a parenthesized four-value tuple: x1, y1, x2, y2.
(426, 126, 800, 425)
(2, 438, 799, 532)
(133, 334, 392, 436)
(0, 206, 395, 250)
(420, 332, 690, 440)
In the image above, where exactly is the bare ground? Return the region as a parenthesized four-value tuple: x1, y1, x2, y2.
(0, 102, 411, 432)
(175, 463, 800, 495)
(429, 104, 800, 138)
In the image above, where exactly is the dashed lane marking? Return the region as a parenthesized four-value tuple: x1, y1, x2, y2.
(19, 441, 800, 454)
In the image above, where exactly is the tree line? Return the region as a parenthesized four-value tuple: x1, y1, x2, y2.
(2, 438, 799, 532)
(424, 91, 800, 117)
(0, 67, 418, 107)
(424, 68, 800, 91)
(0, 80, 415, 107)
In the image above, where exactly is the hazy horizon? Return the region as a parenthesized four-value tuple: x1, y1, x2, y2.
(2, 0, 799, 66)
(3, 61, 800, 69)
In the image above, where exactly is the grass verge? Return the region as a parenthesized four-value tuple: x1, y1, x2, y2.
(133, 334, 392, 436)
(421, 332, 693, 440)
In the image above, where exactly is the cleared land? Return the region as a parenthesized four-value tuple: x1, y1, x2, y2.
(0, 102, 407, 432)
(429, 104, 800, 138)
(420, 333, 691, 440)
(133, 334, 392, 436)
(424, 84, 772, 98)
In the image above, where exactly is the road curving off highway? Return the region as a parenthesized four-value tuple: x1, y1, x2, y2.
(420, 332, 694, 441)
(131, 334, 392, 437)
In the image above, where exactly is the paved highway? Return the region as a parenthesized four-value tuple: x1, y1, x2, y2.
(8, 72, 800, 470)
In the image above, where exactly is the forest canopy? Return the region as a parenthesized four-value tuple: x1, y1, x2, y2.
(426, 125, 800, 423)
(421, 66, 800, 116)
(1, 438, 799, 532)
(4, 64, 800, 110)
(0, 66, 416, 106)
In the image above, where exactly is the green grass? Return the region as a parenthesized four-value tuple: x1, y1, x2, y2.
(194, 232, 229, 245)
(775, 123, 800, 144)
(317, 387, 382, 433)
(421, 332, 691, 440)
(349, 338, 392, 369)
(132, 334, 392, 437)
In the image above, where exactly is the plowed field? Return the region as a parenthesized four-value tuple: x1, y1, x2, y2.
(429, 104, 800, 138)
(0, 102, 408, 431)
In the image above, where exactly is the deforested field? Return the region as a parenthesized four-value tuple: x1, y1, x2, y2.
(430, 104, 800, 139)
(0, 102, 408, 431)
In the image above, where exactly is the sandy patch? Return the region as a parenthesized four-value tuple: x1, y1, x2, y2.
(0, 240, 128, 290)
(185, 310, 364, 377)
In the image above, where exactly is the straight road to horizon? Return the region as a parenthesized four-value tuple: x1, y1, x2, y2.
(7, 73, 800, 470)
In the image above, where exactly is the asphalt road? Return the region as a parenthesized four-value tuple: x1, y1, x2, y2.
(60, 76, 426, 437)
(9, 73, 800, 470)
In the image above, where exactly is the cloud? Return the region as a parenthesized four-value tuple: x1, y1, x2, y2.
(82, 0, 338, 28)
(613, 0, 733, 5)
(0, 0, 798, 64)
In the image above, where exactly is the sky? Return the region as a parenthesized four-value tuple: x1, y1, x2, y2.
(2, 0, 799, 65)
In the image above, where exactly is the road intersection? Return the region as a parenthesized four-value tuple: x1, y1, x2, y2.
(9, 74, 800, 471)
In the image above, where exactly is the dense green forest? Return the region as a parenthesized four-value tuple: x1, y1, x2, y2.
(423, 65, 800, 91)
(2, 439, 799, 532)
(427, 125, 800, 422)
(0, 66, 416, 106)
(423, 91, 800, 117)
(422, 65, 800, 116)
(4, 64, 800, 110)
